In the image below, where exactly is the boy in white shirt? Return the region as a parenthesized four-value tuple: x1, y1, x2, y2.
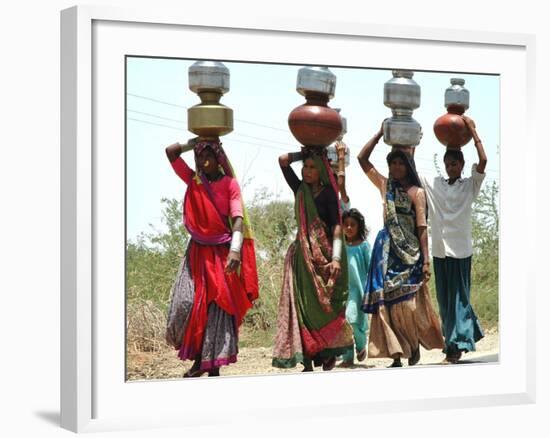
(420, 116, 487, 364)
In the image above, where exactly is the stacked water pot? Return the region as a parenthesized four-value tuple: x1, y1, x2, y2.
(288, 66, 343, 150)
(187, 61, 233, 140)
(327, 108, 350, 171)
(433, 78, 472, 149)
(382, 70, 422, 156)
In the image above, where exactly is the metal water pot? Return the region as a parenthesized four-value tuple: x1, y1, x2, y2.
(383, 70, 420, 110)
(296, 66, 336, 99)
(327, 109, 350, 168)
(445, 78, 470, 114)
(382, 70, 422, 147)
(335, 108, 347, 141)
(187, 61, 233, 138)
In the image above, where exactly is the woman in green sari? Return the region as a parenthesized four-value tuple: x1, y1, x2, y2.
(272, 148, 354, 372)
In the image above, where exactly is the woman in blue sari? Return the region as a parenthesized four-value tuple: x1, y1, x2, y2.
(358, 124, 444, 368)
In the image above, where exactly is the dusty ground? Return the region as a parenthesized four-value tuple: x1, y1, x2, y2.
(127, 328, 499, 381)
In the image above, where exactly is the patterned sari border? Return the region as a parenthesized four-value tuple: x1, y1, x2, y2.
(201, 355, 237, 370)
(272, 353, 305, 369)
(315, 345, 354, 360)
(363, 284, 420, 313)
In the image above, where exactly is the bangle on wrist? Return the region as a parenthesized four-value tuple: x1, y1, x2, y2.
(230, 231, 243, 253)
(332, 238, 343, 261)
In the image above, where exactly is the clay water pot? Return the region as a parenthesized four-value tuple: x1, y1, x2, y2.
(288, 93, 342, 147)
(433, 78, 472, 148)
(433, 108, 472, 149)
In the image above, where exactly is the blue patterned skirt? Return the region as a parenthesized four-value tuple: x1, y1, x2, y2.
(362, 227, 424, 314)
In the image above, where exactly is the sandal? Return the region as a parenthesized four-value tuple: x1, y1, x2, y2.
(183, 368, 206, 378)
(357, 348, 367, 362)
(208, 368, 220, 377)
(388, 358, 403, 368)
(322, 356, 337, 371)
(302, 358, 314, 372)
(444, 351, 462, 364)
(408, 346, 421, 366)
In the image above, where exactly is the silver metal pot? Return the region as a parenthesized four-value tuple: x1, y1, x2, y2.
(327, 144, 350, 167)
(188, 61, 230, 94)
(382, 70, 422, 147)
(296, 66, 336, 99)
(384, 70, 421, 110)
(445, 78, 469, 111)
(334, 108, 347, 140)
(383, 117, 422, 147)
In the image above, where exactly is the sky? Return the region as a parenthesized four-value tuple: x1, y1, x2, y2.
(126, 57, 499, 246)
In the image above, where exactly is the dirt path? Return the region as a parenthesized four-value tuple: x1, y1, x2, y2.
(127, 329, 499, 381)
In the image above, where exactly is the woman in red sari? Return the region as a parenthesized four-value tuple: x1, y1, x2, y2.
(164, 138, 258, 377)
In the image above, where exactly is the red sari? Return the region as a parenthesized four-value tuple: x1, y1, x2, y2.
(166, 157, 258, 366)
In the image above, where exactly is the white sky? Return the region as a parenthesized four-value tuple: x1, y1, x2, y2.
(126, 57, 499, 245)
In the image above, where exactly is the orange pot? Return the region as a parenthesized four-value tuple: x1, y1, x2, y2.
(433, 108, 472, 149)
(288, 94, 342, 147)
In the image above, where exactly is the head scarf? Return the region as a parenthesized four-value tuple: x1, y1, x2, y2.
(384, 148, 426, 266)
(300, 147, 343, 220)
(385, 148, 422, 189)
(194, 140, 234, 178)
(294, 147, 348, 315)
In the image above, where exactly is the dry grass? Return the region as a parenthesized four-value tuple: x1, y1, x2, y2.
(126, 299, 171, 354)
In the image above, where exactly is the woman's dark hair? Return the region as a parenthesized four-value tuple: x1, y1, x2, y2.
(301, 147, 313, 160)
(342, 208, 369, 241)
(443, 149, 465, 163)
(301, 146, 326, 162)
(386, 149, 422, 188)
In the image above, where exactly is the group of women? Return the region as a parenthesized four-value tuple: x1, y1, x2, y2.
(164, 114, 488, 377)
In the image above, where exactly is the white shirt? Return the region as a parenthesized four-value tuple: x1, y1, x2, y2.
(420, 164, 485, 259)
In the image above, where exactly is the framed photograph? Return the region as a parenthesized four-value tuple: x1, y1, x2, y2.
(61, 5, 536, 433)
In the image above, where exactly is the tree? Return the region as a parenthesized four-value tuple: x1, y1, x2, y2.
(470, 181, 499, 326)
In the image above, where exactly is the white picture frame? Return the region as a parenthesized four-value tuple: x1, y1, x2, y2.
(60, 4, 536, 433)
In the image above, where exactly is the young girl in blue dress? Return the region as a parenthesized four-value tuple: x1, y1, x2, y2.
(339, 208, 371, 367)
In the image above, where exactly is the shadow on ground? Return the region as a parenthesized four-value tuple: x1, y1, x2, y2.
(423, 353, 499, 366)
(34, 411, 60, 426)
